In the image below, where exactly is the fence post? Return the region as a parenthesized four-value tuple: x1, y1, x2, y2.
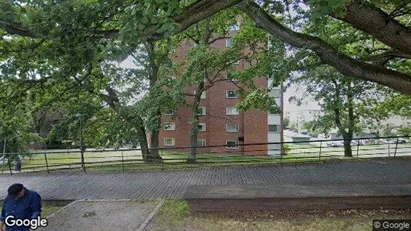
(1, 156, 5, 174)
(7, 156, 12, 175)
(388, 142, 391, 157)
(83, 153, 87, 173)
(394, 138, 399, 157)
(44, 152, 50, 174)
(319, 141, 322, 161)
(121, 150, 124, 172)
(356, 140, 360, 158)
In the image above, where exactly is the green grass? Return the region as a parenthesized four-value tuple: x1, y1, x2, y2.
(13, 149, 340, 173)
(147, 200, 411, 231)
(0, 202, 61, 217)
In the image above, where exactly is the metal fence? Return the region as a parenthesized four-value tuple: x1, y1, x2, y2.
(0, 135, 410, 174)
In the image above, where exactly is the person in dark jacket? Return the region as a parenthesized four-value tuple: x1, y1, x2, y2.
(0, 184, 42, 231)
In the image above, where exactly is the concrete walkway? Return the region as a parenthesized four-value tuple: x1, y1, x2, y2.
(39, 200, 157, 231)
(0, 159, 410, 200)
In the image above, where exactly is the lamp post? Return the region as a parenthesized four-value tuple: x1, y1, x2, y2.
(76, 113, 85, 171)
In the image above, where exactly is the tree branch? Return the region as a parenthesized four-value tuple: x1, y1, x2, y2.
(360, 50, 411, 66)
(331, 1, 411, 55)
(238, 0, 411, 95)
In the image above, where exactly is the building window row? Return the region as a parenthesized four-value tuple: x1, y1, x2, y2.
(164, 122, 240, 133)
(164, 138, 240, 150)
(165, 107, 240, 117)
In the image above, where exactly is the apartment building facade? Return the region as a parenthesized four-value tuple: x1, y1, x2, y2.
(159, 34, 283, 156)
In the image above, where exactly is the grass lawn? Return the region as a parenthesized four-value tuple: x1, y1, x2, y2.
(147, 200, 411, 231)
(13, 149, 326, 172)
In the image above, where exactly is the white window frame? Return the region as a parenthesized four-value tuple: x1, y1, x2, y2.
(226, 124, 239, 133)
(198, 123, 206, 132)
(164, 122, 176, 131)
(270, 88, 281, 98)
(226, 107, 239, 116)
(226, 38, 232, 47)
(268, 124, 280, 133)
(226, 90, 238, 99)
(225, 74, 239, 82)
(164, 110, 175, 116)
(226, 140, 239, 149)
(164, 138, 175, 146)
(197, 139, 207, 147)
(198, 107, 206, 116)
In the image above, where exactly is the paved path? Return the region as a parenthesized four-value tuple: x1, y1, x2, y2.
(39, 200, 156, 231)
(0, 159, 410, 200)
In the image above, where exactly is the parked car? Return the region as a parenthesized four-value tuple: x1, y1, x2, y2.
(396, 138, 407, 144)
(327, 141, 344, 147)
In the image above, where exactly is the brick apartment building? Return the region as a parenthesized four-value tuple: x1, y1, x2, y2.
(159, 32, 283, 156)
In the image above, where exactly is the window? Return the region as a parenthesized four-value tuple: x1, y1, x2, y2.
(226, 90, 238, 98)
(226, 38, 232, 47)
(226, 107, 239, 115)
(198, 107, 206, 116)
(164, 122, 175, 131)
(270, 88, 281, 98)
(198, 123, 206, 131)
(226, 140, 239, 149)
(194, 91, 206, 99)
(226, 124, 239, 132)
(225, 74, 239, 82)
(197, 139, 207, 147)
(164, 138, 175, 146)
(268, 125, 280, 132)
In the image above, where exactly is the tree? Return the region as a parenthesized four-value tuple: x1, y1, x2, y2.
(283, 117, 290, 129)
(1, 0, 410, 94)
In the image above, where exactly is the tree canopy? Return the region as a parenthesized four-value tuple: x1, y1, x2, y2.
(1, 0, 410, 94)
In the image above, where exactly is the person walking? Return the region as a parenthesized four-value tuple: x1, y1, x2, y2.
(0, 183, 42, 231)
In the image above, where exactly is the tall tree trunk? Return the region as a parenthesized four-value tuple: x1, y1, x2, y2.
(145, 41, 163, 161)
(342, 135, 353, 157)
(188, 84, 204, 164)
(188, 98, 201, 164)
(149, 128, 162, 160)
(136, 122, 150, 159)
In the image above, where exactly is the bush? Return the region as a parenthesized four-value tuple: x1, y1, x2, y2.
(283, 144, 291, 155)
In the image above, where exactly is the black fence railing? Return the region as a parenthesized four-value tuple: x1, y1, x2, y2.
(0, 136, 409, 175)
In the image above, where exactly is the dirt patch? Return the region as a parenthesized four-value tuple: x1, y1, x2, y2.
(147, 200, 411, 231)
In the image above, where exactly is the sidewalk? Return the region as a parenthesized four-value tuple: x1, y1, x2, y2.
(1, 158, 410, 200)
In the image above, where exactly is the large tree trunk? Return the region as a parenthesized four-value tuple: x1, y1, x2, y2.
(188, 115, 199, 163)
(188, 91, 203, 164)
(343, 136, 353, 157)
(332, 1, 411, 55)
(149, 129, 162, 160)
(188, 83, 205, 164)
(136, 122, 150, 159)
